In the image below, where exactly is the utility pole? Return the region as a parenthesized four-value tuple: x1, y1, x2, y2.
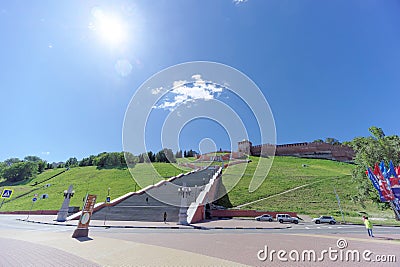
(104, 187, 111, 226)
(334, 187, 345, 223)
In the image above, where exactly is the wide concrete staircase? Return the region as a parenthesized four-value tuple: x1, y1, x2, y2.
(91, 167, 218, 222)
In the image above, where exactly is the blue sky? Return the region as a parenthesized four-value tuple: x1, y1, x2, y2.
(1, 0, 399, 163)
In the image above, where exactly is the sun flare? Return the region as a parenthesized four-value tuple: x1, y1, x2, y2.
(92, 8, 127, 45)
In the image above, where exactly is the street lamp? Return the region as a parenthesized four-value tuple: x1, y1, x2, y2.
(178, 184, 191, 225)
(63, 189, 75, 199)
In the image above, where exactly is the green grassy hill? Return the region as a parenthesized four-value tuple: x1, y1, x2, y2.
(0, 163, 190, 212)
(222, 156, 398, 224)
(1, 157, 397, 225)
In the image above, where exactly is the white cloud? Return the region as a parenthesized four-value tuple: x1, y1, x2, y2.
(151, 87, 164, 95)
(173, 80, 187, 88)
(41, 152, 50, 155)
(233, 0, 248, 4)
(154, 75, 224, 110)
(191, 74, 201, 80)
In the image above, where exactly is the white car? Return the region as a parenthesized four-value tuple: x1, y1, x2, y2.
(255, 214, 273, 222)
(312, 216, 336, 224)
(276, 214, 299, 224)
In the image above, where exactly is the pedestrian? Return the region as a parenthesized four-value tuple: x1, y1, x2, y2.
(146, 197, 148, 204)
(363, 216, 374, 237)
(163, 211, 167, 224)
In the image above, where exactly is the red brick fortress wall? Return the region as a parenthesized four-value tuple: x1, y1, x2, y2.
(250, 142, 354, 162)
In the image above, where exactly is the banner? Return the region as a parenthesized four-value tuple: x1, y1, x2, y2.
(367, 162, 399, 202)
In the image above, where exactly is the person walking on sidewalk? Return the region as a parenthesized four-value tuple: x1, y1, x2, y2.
(163, 211, 167, 224)
(363, 216, 374, 237)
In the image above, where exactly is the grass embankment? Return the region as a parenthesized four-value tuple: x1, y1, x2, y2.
(1, 156, 398, 225)
(0, 163, 191, 212)
(222, 156, 400, 225)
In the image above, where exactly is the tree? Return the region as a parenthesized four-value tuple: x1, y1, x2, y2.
(187, 149, 196, 157)
(57, 163, 64, 168)
(155, 150, 166, 163)
(3, 161, 37, 182)
(164, 148, 176, 163)
(124, 152, 138, 166)
(348, 126, 400, 215)
(138, 153, 144, 163)
(24, 156, 42, 162)
(65, 157, 78, 167)
(0, 162, 6, 178)
(325, 137, 341, 145)
(92, 152, 129, 168)
(147, 151, 155, 162)
(4, 158, 21, 166)
(155, 149, 176, 163)
(175, 150, 183, 158)
(23, 156, 46, 173)
(313, 139, 324, 143)
(94, 153, 117, 167)
(37, 160, 47, 173)
(79, 155, 96, 167)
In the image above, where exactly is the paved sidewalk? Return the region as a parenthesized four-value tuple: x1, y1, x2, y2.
(0, 228, 247, 267)
(1, 215, 400, 266)
(0, 236, 100, 267)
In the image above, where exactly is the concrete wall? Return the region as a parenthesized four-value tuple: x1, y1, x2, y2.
(187, 167, 223, 223)
(211, 209, 298, 218)
(0, 210, 58, 215)
(68, 169, 201, 221)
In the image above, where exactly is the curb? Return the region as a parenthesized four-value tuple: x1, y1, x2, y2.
(17, 219, 194, 229)
(337, 222, 400, 227)
(16, 219, 292, 230)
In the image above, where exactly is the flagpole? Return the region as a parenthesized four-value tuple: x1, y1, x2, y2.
(389, 200, 400, 221)
(333, 185, 345, 223)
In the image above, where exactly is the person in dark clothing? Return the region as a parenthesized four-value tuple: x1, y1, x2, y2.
(163, 211, 167, 223)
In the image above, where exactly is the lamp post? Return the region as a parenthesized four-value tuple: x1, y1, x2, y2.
(178, 183, 191, 225)
(104, 187, 111, 226)
(27, 194, 38, 221)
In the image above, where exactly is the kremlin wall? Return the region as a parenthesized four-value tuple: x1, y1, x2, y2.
(238, 140, 354, 162)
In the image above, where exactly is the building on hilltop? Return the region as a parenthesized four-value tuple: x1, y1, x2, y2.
(238, 140, 252, 155)
(238, 140, 354, 162)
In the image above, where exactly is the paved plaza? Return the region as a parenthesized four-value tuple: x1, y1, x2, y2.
(1, 215, 400, 266)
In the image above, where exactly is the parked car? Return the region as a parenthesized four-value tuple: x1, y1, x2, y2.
(255, 214, 273, 222)
(276, 214, 299, 224)
(312, 216, 336, 224)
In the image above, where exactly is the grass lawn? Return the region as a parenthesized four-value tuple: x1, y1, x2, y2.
(221, 156, 399, 224)
(0, 163, 191, 212)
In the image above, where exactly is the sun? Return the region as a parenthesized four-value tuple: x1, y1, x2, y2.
(91, 8, 127, 45)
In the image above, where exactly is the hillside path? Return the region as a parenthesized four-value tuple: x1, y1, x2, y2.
(235, 177, 331, 209)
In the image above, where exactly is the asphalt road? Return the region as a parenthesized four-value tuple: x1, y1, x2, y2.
(1, 214, 398, 235)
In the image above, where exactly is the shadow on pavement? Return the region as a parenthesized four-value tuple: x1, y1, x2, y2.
(74, 237, 94, 242)
(374, 236, 400, 241)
